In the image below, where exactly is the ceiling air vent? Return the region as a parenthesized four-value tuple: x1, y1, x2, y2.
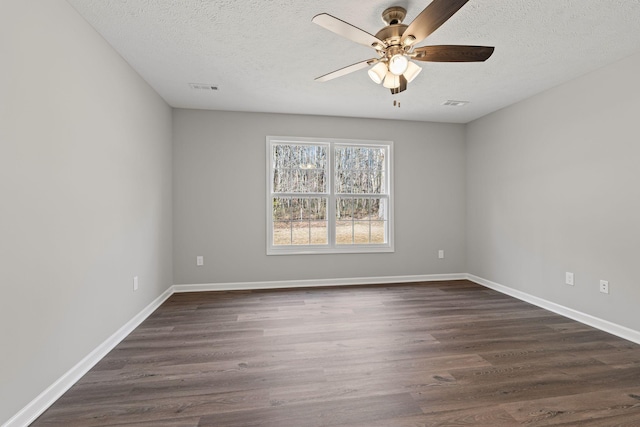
(189, 83, 218, 91)
(442, 100, 469, 107)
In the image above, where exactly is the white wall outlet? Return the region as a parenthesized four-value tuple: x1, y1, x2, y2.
(565, 272, 574, 286)
(196, 256, 204, 266)
(438, 250, 445, 259)
(133, 276, 139, 291)
(599, 280, 609, 294)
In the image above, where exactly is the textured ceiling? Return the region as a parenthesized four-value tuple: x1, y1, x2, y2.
(66, 0, 640, 123)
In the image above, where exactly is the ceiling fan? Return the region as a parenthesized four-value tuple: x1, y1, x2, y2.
(312, 0, 494, 94)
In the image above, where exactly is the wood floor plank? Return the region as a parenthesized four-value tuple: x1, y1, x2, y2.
(500, 386, 640, 425)
(101, 417, 201, 427)
(36, 389, 271, 427)
(197, 393, 423, 427)
(412, 371, 599, 413)
(31, 280, 640, 426)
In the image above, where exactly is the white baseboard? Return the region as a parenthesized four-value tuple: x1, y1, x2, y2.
(3, 288, 174, 427)
(172, 273, 467, 293)
(466, 274, 640, 345)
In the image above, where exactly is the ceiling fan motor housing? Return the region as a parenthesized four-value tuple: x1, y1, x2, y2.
(375, 7, 412, 63)
(375, 24, 408, 49)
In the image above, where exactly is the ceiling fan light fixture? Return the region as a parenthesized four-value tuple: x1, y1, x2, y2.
(368, 62, 387, 84)
(388, 54, 409, 76)
(383, 71, 400, 89)
(403, 61, 422, 83)
(402, 35, 416, 47)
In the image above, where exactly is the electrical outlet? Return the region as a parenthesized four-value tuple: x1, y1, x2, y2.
(133, 276, 139, 291)
(599, 280, 609, 294)
(196, 256, 204, 266)
(565, 272, 574, 286)
(438, 250, 444, 259)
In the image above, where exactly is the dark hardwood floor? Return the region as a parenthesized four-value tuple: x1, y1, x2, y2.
(33, 280, 640, 426)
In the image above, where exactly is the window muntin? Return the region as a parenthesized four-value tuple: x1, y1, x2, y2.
(267, 137, 393, 254)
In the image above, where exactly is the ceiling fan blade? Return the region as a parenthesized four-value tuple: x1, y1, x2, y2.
(390, 75, 408, 95)
(413, 45, 495, 62)
(315, 59, 377, 82)
(312, 13, 386, 50)
(401, 0, 469, 46)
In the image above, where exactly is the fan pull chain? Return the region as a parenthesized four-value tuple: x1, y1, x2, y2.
(393, 100, 401, 108)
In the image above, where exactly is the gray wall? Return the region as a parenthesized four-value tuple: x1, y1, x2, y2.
(173, 110, 467, 285)
(466, 52, 640, 332)
(0, 0, 173, 423)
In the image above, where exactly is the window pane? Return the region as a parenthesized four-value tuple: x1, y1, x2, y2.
(371, 221, 386, 244)
(334, 147, 348, 172)
(351, 147, 361, 169)
(273, 144, 327, 194)
(351, 170, 366, 193)
(296, 169, 307, 193)
(353, 198, 369, 220)
(350, 171, 361, 194)
(302, 198, 312, 220)
(310, 221, 328, 244)
(297, 145, 327, 171)
(273, 221, 291, 245)
(336, 221, 352, 244)
(292, 222, 310, 245)
(363, 171, 386, 194)
(307, 170, 318, 193)
(289, 198, 300, 220)
(335, 147, 387, 194)
(335, 171, 355, 194)
(354, 221, 370, 244)
(371, 198, 387, 221)
(370, 148, 385, 170)
(273, 197, 292, 220)
(370, 170, 385, 194)
(311, 198, 327, 220)
(273, 169, 289, 193)
(296, 169, 306, 192)
(336, 198, 353, 220)
(336, 147, 385, 170)
(289, 198, 325, 220)
(273, 145, 286, 169)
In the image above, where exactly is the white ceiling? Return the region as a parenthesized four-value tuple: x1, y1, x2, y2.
(66, 0, 640, 123)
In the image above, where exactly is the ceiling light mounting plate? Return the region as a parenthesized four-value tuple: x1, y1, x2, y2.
(381, 6, 407, 25)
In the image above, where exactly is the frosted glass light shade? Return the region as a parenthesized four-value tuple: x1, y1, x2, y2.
(367, 62, 387, 84)
(383, 71, 400, 89)
(403, 61, 422, 83)
(388, 54, 409, 75)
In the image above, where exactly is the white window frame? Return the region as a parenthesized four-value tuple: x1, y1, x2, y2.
(266, 136, 394, 255)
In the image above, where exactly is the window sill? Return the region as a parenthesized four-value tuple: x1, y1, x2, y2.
(267, 245, 395, 255)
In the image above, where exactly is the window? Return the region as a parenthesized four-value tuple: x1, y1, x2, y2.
(267, 136, 393, 255)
